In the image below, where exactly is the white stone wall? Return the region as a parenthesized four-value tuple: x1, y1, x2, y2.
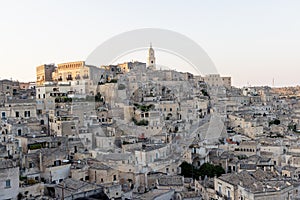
(0, 166, 19, 200)
(135, 145, 169, 165)
(19, 183, 45, 199)
(42, 164, 71, 184)
(154, 189, 175, 200)
(95, 136, 115, 150)
(214, 177, 235, 200)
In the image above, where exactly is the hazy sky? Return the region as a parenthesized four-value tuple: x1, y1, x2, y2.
(0, 0, 300, 87)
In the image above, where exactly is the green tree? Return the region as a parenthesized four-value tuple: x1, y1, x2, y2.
(269, 119, 280, 126)
(179, 161, 196, 178)
(198, 163, 225, 180)
(179, 162, 225, 180)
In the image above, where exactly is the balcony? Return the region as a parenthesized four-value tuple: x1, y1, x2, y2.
(66, 76, 73, 81)
(83, 75, 89, 79)
(216, 191, 223, 197)
(224, 195, 231, 200)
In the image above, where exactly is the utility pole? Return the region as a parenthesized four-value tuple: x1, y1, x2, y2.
(61, 183, 65, 200)
(192, 162, 194, 180)
(47, 113, 50, 136)
(0, 78, 4, 106)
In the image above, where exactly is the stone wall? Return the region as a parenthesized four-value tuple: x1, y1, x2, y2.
(0, 165, 19, 200)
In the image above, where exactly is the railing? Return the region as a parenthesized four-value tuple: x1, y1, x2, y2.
(224, 195, 231, 200)
(216, 191, 223, 197)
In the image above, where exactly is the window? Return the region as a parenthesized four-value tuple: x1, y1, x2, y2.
(29, 162, 34, 168)
(113, 175, 117, 181)
(1, 112, 5, 119)
(15, 111, 19, 118)
(5, 180, 11, 188)
(67, 73, 72, 80)
(24, 111, 30, 117)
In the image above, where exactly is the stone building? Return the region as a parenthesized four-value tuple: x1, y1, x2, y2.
(118, 61, 146, 74)
(36, 64, 56, 86)
(202, 74, 232, 88)
(52, 61, 103, 86)
(234, 140, 261, 157)
(0, 160, 19, 200)
(214, 169, 293, 200)
(135, 144, 169, 166)
(53, 178, 103, 200)
(89, 162, 119, 184)
(2, 98, 37, 119)
(0, 79, 20, 97)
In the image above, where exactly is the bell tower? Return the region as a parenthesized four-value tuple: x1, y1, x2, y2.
(147, 43, 156, 70)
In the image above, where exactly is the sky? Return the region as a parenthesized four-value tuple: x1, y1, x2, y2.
(0, 0, 300, 87)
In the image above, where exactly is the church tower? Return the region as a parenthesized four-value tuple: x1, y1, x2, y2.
(147, 43, 156, 70)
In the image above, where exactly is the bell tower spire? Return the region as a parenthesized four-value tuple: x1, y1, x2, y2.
(147, 42, 156, 70)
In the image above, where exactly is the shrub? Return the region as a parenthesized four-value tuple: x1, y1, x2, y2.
(28, 143, 42, 150)
(133, 103, 154, 112)
(269, 119, 280, 126)
(109, 79, 118, 83)
(201, 89, 209, 97)
(27, 179, 36, 185)
(132, 117, 149, 126)
(118, 84, 126, 90)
